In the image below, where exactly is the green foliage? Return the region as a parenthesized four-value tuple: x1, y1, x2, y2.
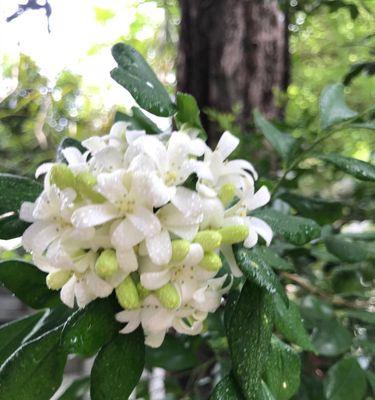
(115, 107, 161, 134)
(175, 92, 206, 139)
(58, 377, 90, 400)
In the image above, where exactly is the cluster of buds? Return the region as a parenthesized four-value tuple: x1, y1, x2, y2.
(20, 123, 272, 347)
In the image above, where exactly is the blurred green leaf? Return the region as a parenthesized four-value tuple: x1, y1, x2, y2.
(344, 309, 375, 324)
(264, 337, 301, 400)
(0, 328, 67, 400)
(210, 374, 242, 400)
(58, 376, 90, 400)
(253, 209, 321, 246)
(115, 107, 161, 134)
(319, 153, 375, 182)
(324, 358, 367, 400)
(300, 295, 334, 327)
(0, 260, 60, 309)
(175, 92, 206, 139)
(324, 235, 369, 263)
(111, 43, 176, 117)
(331, 268, 366, 295)
(91, 329, 145, 400)
(319, 84, 358, 130)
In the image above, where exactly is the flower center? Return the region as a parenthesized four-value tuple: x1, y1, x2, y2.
(118, 196, 135, 214)
(164, 170, 177, 186)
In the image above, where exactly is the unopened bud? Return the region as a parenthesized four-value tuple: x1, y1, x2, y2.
(194, 230, 222, 252)
(75, 172, 105, 203)
(95, 249, 118, 279)
(219, 183, 236, 206)
(116, 276, 140, 310)
(46, 270, 71, 290)
(199, 252, 222, 272)
(171, 240, 190, 262)
(50, 164, 75, 189)
(219, 225, 249, 244)
(137, 282, 150, 300)
(155, 283, 180, 309)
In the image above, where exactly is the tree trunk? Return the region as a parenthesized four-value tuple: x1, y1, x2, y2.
(177, 0, 289, 144)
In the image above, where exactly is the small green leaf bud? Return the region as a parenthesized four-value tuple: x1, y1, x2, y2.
(219, 225, 249, 244)
(46, 270, 72, 290)
(219, 183, 236, 206)
(95, 249, 118, 279)
(155, 283, 181, 309)
(199, 251, 222, 272)
(194, 230, 222, 252)
(116, 276, 140, 310)
(171, 240, 190, 262)
(50, 164, 75, 189)
(75, 172, 105, 203)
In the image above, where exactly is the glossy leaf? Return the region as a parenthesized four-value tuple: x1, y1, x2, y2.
(324, 235, 369, 262)
(0, 311, 45, 366)
(56, 137, 86, 163)
(175, 92, 206, 139)
(319, 84, 358, 130)
(227, 280, 273, 399)
(58, 377, 90, 400)
(319, 153, 375, 182)
(324, 358, 367, 400)
(273, 294, 314, 352)
(253, 209, 321, 246)
(252, 246, 294, 271)
(91, 329, 145, 400)
(254, 110, 298, 162)
(259, 381, 276, 400)
(115, 107, 161, 134)
(111, 43, 176, 117)
(210, 374, 243, 400)
(234, 244, 288, 305)
(0, 260, 60, 309)
(62, 297, 120, 357)
(0, 328, 67, 400)
(264, 336, 301, 400)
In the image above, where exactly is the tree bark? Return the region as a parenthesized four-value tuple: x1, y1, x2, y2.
(177, 0, 289, 144)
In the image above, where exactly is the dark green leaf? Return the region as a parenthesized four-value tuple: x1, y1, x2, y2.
(366, 370, 375, 395)
(234, 244, 288, 305)
(259, 381, 276, 400)
(91, 329, 145, 400)
(344, 309, 375, 324)
(58, 377, 90, 400)
(331, 268, 367, 295)
(279, 192, 343, 225)
(145, 335, 199, 372)
(115, 107, 161, 134)
(319, 153, 375, 182)
(0, 328, 67, 400)
(264, 336, 301, 400)
(175, 92, 206, 139)
(324, 235, 369, 263)
(253, 208, 321, 246)
(319, 84, 358, 130)
(111, 43, 176, 117)
(252, 246, 294, 271)
(62, 297, 120, 357)
(254, 110, 298, 162)
(210, 375, 243, 400)
(227, 280, 273, 399)
(300, 295, 334, 327)
(324, 357, 367, 400)
(0, 311, 45, 366)
(0, 260, 60, 309)
(312, 319, 352, 357)
(0, 174, 42, 239)
(56, 137, 86, 163)
(273, 294, 314, 352)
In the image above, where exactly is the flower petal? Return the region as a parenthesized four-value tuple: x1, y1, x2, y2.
(111, 218, 145, 250)
(60, 275, 77, 308)
(116, 247, 138, 273)
(172, 187, 202, 218)
(221, 244, 243, 277)
(248, 217, 273, 246)
(86, 271, 113, 298)
(71, 204, 119, 228)
(146, 229, 172, 266)
(246, 186, 270, 211)
(128, 206, 161, 238)
(141, 269, 171, 291)
(145, 331, 166, 348)
(216, 131, 239, 159)
(19, 202, 35, 223)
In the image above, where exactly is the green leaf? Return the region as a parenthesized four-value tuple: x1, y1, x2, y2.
(319, 84, 358, 130)
(319, 153, 375, 182)
(0, 260, 60, 309)
(252, 246, 294, 271)
(0, 311, 45, 366)
(0, 328, 67, 400)
(331, 268, 366, 295)
(324, 235, 369, 263)
(62, 297, 120, 357)
(253, 209, 321, 246)
(227, 280, 273, 399)
(344, 309, 375, 324)
(366, 370, 375, 396)
(264, 337, 301, 400)
(115, 107, 161, 134)
(324, 358, 367, 400)
(300, 295, 334, 327)
(312, 319, 352, 357)
(210, 375, 243, 400)
(259, 381, 276, 400)
(254, 110, 298, 162)
(0, 174, 42, 239)
(175, 92, 206, 139)
(91, 329, 145, 400)
(56, 137, 86, 163)
(145, 335, 199, 372)
(111, 43, 176, 117)
(234, 244, 288, 305)
(279, 192, 343, 225)
(273, 294, 314, 352)
(58, 377, 90, 400)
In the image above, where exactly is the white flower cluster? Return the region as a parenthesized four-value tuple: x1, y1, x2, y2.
(20, 123, 272, 347)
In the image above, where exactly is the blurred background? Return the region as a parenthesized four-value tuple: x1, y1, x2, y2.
(0, 0, 374, 399)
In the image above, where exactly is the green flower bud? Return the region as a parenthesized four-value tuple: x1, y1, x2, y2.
(155, 283, 181, 309)
(46, 270, 72, 290)
(75, 172, 106, 203)
(116, 276, 140, 310)
(171, 239, 190, 262)
(199, 252, 222, 272)
(219, 183, 236, 206)
(95, 249, 118, 279)
(194, 230, 222, 252)
(137, 282, 151, 300)
(219, 225, 249, 244)
(50, 164, 75, 189)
